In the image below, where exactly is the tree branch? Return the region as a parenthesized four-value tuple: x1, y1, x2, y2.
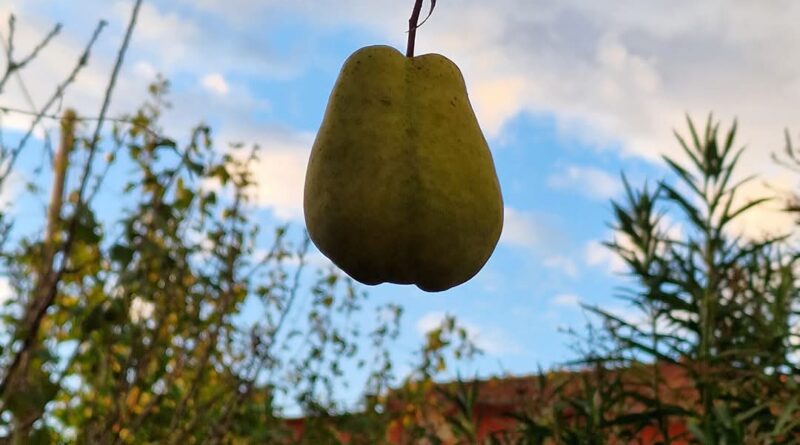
(0, 20, 106, 187)
(0, 15, 62, 95)
(0, 0, 142, 422)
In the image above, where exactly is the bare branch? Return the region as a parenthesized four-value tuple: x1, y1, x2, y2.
(0, 106, 161, 137)
(0, 20, 106, 187)
(80, 0, 143, 200)
(0, 0, 142, 420)
(14, 24, 62, 72)
(0, 16, 59, 162)
(0, 15, 62, 94)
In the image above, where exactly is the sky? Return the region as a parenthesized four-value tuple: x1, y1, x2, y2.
(2, 0, 800, 393)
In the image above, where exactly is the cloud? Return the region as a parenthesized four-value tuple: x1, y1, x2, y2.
(501, 207, 579, 276)
(724, 176, 796, 240)
(551, 293, 581, 308)
(416, 312, 448, 336)
(500, 207, 567, 250)
(16, 1, 800, 164)
(584, 239, 627, 275)
(584, 173, 796, 277)
(0, 7, 106, 132)
(1, 2, 272, 132)
(547, 165, 622, 201)
(8, 0, 800, 240)
(470, 76, 527, 137)
(201, 73, 230, 96)
(542, 255, 579, 278)
(113, 1, 201, 68)
(500, 207, 541, 249)
(250, 144, 310, 220)
(415, 311, 522, 357)
(133, 60, 158, 80)
(177, 1, 800, 189)
(219, 129, 313, 220)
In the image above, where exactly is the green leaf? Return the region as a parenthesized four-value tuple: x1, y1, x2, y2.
(109, 244, 134, 266)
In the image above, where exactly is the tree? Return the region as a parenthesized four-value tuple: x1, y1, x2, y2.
(586, 116, 800, 442)
(0, 6, 477, 444)
(454, 117, 800, 444)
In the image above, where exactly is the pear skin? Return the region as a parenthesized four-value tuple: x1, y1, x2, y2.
(304, 45, 503, 292)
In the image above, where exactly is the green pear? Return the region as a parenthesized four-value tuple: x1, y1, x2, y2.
(304, 45, 503, 292)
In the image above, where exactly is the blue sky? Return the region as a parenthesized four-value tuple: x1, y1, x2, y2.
(3, 0, 800, 399)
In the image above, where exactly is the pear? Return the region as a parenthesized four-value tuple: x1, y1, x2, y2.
(304, 45, 503, 292)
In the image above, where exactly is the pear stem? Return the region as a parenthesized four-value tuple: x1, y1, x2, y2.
(406, 0, 424, 57)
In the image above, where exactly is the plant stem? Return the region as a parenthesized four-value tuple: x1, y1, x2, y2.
(406, 0, 424, 57)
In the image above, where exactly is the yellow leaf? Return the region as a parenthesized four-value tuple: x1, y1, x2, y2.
(139, 392, 152, 407)
(126, 387, 140, 410)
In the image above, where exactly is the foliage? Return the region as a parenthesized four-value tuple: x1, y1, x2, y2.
(4, 6, 800, 445)
(425, 117, 800, 444)
(0, 10, 479, 445)
(581, 116, 800, 443)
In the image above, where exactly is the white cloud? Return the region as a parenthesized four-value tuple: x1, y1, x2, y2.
(542, 255, 579, 278)
(199, 129, 312, 221)
(133, 60, 158, 80)
(500, 207, 541, 249)
(501, 207, 579, 276)
(724, 176, 796, 241)
(0, 11, 101, 131)
(584, 174, 796, 277)
(547, 165, 622, 201)
(112, 1, 201, 69)
(201, 73, 230, 96)
(584, 239, 627, 275)
(0, 1, 274, 140)
(552, 293, 581, 308)
(416, 311, 448, 336)
(237, 131, 313, 220)
(415, 311, 522, 357)
(7, 0, 800, 241)
(470, 76, 527, 137)
(17, 0, 800, 163)
(501, 207, 569, 251)
(180, 1, 800, 229)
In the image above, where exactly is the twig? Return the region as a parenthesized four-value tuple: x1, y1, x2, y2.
(0, 20, 106, 187)
(406, 0, 425, 57)
(5, 15, 14, 66)
(0, 20, 57, 161)
(0, 106, 160, 137)
(85, 133, 127, 204)
(80, 0, 142, 200)
(0, 0, 141, 411)
(0, 15, 62, 94)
